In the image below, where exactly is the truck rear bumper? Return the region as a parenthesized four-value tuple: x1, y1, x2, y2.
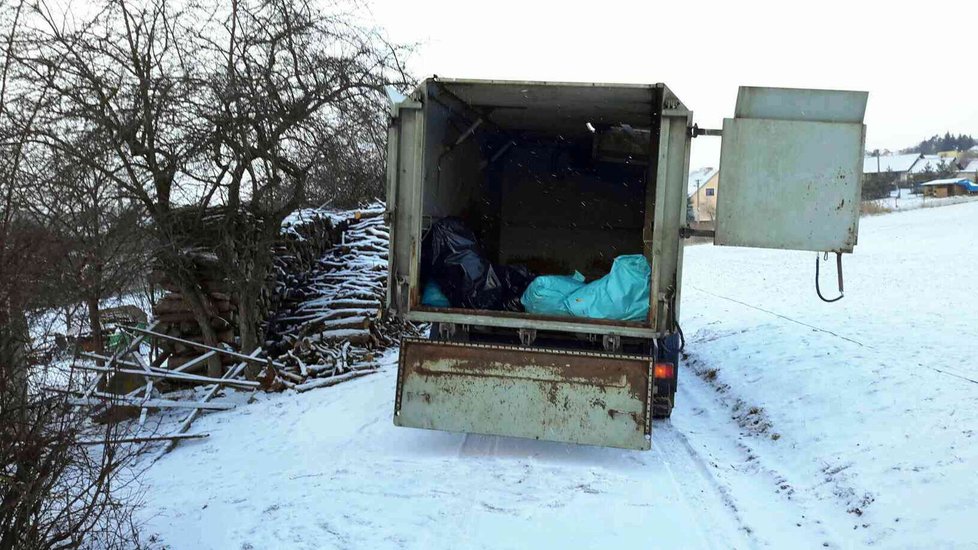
(394, 338, 654, 450)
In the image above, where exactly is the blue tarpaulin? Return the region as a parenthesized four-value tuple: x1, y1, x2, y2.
(564, 255, 651, 321)
(421, 280, 451, 308)
(518, 255, 652, 321)
(959, 180, 978, 192)
(521, 272, 586, 316)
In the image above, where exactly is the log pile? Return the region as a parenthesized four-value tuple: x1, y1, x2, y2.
(264, 202, 420, 390)
(59, 201, 416, 455)
(268, 208, 341, 315)
(147, 201, 414, 388)
(149, 207, 339, 374)
(151, 250, 238, 372)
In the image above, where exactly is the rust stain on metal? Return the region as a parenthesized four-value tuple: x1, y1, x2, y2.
(547, 383, 559, 407)
(408, 237, 420, 307)
(394, 338, 654, 449)
(408, 343, 649, 401)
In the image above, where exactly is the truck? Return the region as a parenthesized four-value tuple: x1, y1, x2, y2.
(385, 77, 867, 450)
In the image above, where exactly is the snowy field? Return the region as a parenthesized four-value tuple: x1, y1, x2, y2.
(135, 201, 978, 549)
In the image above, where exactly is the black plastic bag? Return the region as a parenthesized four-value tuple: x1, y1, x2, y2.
(440, 249, 503, 310)
(422, 217, 534, 311)
(498, 264, 535, 312)
(420, 217, 479, 285)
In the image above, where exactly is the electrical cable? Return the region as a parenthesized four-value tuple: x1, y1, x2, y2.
(816, 252, 844, 303)
(688, 285, 978, 386)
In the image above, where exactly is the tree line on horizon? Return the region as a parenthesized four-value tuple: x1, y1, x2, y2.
(900, 132, 976, 155)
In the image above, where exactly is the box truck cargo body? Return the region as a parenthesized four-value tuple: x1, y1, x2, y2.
(386, 77, 867, 450)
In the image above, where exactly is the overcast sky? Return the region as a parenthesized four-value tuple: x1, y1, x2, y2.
(368, 0, 978, 170)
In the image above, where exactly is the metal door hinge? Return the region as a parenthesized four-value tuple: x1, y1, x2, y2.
(680, 226, 716, 239)
(689, 124, 723, 138)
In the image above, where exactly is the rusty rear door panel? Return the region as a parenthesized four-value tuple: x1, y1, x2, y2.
(394, 339, 654, 450)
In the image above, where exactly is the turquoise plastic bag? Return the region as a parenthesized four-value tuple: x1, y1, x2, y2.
(521, 271, 586, 316)
(421, 279, 451, 308)
(563, 255, 651, 321)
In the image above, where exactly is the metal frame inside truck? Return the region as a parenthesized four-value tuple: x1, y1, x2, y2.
(386, 78, 691, 338)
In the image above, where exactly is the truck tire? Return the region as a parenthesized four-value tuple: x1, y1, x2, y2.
(652, 333, 681, 419)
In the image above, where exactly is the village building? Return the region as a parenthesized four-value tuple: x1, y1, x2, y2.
(862, 153, 921, 183)
(909, 154, 959, 177)
(956, 159, 978, 181)
(917, 178, 978, 197)
(687, 167, 719, 222)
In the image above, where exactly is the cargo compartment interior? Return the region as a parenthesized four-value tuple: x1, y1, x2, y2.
(417, 80, 659, 323)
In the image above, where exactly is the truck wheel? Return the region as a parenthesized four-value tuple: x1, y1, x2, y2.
(652, 333, 681, 419)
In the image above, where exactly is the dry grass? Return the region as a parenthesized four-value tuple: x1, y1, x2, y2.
(860, 200, 893, 216)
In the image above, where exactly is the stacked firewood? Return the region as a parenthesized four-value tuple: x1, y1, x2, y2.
(58, 203, 416, 454)
(264, 202, 420, 390)
(268, 208, 340, 315)
(151, 250, 237, 372)
(146, 201, 415, 390)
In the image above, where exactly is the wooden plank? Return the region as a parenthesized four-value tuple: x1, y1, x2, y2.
(67, 396, 234, 410)
(82, 351, 219, 376)
(155, 348, 264, 460)
(130, 348, 157, 426)
(294, 369, 377, 392)
(172, 350, 218, 373)
(138, 382, 153, 427)
(79, 353, 143, 369)
(70, 363, 260, 388)
(127, 343, 160, 427)
(124, 326, 287, 369)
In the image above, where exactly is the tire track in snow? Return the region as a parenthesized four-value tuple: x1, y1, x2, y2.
(449, 411, 755, 547)
(652, 422, 753, 541)
(674, 359, 850, 548)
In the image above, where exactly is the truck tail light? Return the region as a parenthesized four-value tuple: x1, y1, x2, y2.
(654, 362, 675, 380)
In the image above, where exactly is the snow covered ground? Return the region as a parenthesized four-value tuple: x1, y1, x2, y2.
(135, 201, 978, 549)
(680, 199, 978, 548)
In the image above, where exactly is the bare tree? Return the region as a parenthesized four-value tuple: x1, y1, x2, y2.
(23, 145, 148, 359)
(21, 0, 233, 375)
(24, 0, 411, 373)
(0, 367, 147, 550)
(1, 3, 144, 548)
(194, 0, 411, 357)
(2, 0, 411, 545)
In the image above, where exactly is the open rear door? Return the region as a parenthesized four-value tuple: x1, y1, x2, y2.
(715, 86, 868, 252)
